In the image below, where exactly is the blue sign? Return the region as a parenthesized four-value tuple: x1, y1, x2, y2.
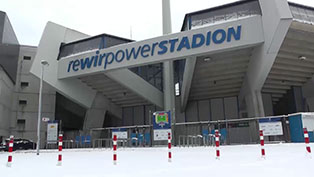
(112, 128, 127, 132)
(259, 117, 282, 123)
(66, 26, 241, 73)
(153, 111, 171, 130)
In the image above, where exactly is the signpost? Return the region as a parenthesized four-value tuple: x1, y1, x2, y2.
(47, 121, 58, 143)
(153, 111, 171, 141)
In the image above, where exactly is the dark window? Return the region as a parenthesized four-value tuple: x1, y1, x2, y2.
(21, 82, 29, 88)
(17, 119, 26, 130)
(19, 100, 27, 105)
(23, 56, 31, 60)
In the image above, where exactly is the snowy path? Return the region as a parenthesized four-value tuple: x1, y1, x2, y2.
(1, 143, 314, 177)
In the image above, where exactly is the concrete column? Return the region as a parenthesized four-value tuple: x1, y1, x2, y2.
(162, 0, 176, 145)
(302, 78, 314, 111)
(83, 92, 122, 131)
(163, 61, 174, 111)
(239, 0, 292, 117)
(162, 0, 175, 112)
(292, 87, 305, 112)
(245, 90, 265, 118)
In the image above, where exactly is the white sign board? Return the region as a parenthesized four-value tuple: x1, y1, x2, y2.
(47, 123, 58, 143)
(302, 113, 314, 131)
(153, 129, 171, 141)
(58, 16, 264, 79)
(112, 131, 128, 139)
(42, 117, 50, 122)
(259, 122, 283, 136)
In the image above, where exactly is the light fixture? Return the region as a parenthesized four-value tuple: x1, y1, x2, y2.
(203, 57, 212, 62)
(41, 60, 49, 66)
(298, 56, 306, 61)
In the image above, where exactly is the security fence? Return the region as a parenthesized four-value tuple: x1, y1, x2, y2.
(87, 115, 290, 148)
(49, 115, 292, 149)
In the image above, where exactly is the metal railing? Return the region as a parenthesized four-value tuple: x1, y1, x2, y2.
(36, 115, 291, 150)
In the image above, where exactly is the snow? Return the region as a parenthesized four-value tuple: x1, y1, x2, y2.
(1, 143, 314, 177)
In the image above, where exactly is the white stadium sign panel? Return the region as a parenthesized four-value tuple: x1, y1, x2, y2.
(58, 16, 264, 79)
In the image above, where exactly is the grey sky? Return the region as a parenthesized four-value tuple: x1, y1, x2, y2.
(0, 0, 313, 46)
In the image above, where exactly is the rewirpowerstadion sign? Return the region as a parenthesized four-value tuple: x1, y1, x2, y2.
(58, 16, 264, 79)
(153, 111, 171, 141)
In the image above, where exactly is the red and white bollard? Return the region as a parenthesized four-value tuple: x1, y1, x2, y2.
(259, 130, 266, 158)
(57, 134, 63, 166)
(6, 135, 14, 167)
(168, 132, 172, 162)
(113, 135, 117, 165)
(303, 128, 311, 154)
(215, 130, 220, 159)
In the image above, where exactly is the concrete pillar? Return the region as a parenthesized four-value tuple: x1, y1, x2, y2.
(162, 0, 176, 145)
(162, 0, 175, 112)
(163, 62, 175, 111)
(292, 87, 305, 112)
(239, 0, 292, 117)
(245, 90, 265, 118)
(83, 92, 122, 132)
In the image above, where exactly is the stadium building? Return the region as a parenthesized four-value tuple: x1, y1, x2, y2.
(1, 0, 314, 146)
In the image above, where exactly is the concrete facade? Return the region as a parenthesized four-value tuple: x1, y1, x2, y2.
(10, 46, 56, 144)
(1, 0, 314, 145)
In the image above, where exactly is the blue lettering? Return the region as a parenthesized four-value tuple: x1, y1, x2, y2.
(141, 44, 150, 58)
(191, 33, 205, 48)
(67, 61, 74, 72)
(158, 40, 168, 55)
(227, 25, 241, 42)
(177, 36, 191, 51)
(80, 57, 94, 70)
(115, 50, 125, 62)
(98, 53, 106, 66)
(72, 59, 80, 71)
(151, 42, 158, 56)
(126, 46, 142, 60)
(206, 31, 211, 46)
(104, 52, 114, 69)
(212, 29, 226, 44)
(169, 38, 179, 52)
(93, 51, 99, 67)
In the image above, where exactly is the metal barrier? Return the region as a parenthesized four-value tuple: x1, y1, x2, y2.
(38, 115, 291, 150)
(92, 139, 130, 148)
(88, 115, 290, 147)
(178, 134, 215, 147)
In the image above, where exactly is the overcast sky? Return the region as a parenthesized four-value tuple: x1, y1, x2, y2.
(1, 0, 314, 46)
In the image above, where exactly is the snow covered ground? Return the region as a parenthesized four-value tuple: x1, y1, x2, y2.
(1, 143, 314, 177)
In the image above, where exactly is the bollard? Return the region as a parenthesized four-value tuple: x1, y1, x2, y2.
(57, 134, 63, 166)
(303, 128, 311, 154)
(6, 135, 14, 167)
(259, 130, 266, 158)
(215, 130, 220, 159)
(113, 135, 117, 165)
(168, 132, 172, 162)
